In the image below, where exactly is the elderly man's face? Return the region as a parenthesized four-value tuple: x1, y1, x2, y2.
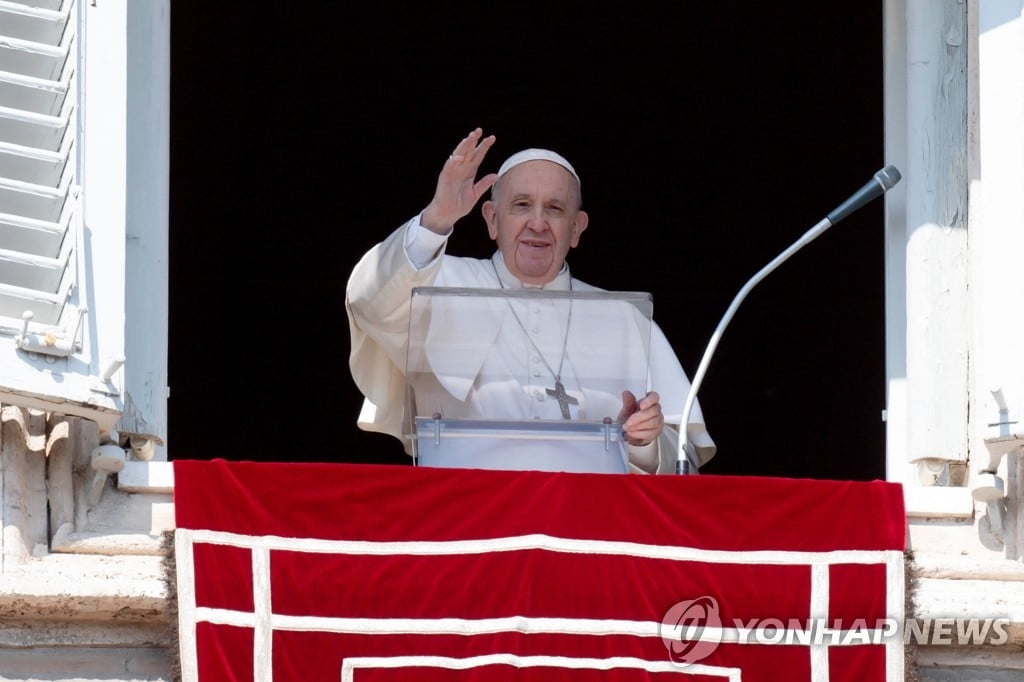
(481, 160, 589, 285)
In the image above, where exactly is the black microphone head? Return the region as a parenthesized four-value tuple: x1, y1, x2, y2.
(875, 165, 902, 191)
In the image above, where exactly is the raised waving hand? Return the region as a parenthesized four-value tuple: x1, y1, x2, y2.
(420, 128, 498, 234)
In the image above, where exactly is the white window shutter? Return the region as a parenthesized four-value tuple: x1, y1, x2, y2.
(0, 0, 78, 332)
(0, 0, 122, 434)
(0, 1, 170, 453)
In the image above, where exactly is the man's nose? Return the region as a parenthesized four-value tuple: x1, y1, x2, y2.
(526, 206, 548, 229)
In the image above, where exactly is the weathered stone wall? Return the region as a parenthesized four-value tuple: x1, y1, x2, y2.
(1, 406, 173, 681)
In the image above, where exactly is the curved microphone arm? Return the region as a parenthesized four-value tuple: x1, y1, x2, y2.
(676, 165, 902, 474)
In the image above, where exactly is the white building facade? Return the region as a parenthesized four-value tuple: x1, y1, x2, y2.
(886, 0, 1024, 677)
(0, 1, 1021, 679)
(0, 0, 173, 678)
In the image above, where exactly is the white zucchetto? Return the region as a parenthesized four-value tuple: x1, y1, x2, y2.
(496, 148, 580, 186)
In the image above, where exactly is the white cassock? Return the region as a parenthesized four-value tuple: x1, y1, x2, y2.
(345, 216, 716, 474)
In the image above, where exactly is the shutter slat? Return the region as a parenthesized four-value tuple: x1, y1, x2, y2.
(0, 68, 69, 115)
(0, 138, 68, 186)
(0, 104, 70, 151)
(0, 35, 69, 81)
(0, 210, 66, 257)
(0, 2, 70, 46)
(2, 0, 65, 13)
(0, 176, 66, 221)
(0, 248, 67, 292)
(0, 281, 62, 304)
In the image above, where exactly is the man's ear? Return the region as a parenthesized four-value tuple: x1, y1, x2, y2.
(482, 201, 498, 240)
(570, 210, 589, 248)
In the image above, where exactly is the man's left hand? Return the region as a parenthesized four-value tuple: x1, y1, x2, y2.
(619, 390, 665, 446)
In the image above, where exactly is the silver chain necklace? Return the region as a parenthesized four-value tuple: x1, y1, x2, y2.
(491, 261, 577, 419)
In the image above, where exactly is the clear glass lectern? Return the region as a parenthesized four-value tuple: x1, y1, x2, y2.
(404, 286, 653, 473)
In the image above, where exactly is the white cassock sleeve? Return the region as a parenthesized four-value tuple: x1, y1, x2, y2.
(346, 218, 445, 452)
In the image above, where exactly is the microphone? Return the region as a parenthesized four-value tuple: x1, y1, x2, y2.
(676, 165, 903, 474)
(827, 166, 903, 225)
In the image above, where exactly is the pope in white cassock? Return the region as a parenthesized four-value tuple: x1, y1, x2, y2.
(345, 129, 715, 474)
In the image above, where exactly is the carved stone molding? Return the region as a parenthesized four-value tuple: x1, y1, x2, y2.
(1, 405, 48, 566)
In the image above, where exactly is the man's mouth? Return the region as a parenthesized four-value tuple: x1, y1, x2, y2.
(519, 239, 550, 249)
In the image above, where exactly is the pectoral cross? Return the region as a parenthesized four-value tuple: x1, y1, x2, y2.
(546, 380, 579, 420)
